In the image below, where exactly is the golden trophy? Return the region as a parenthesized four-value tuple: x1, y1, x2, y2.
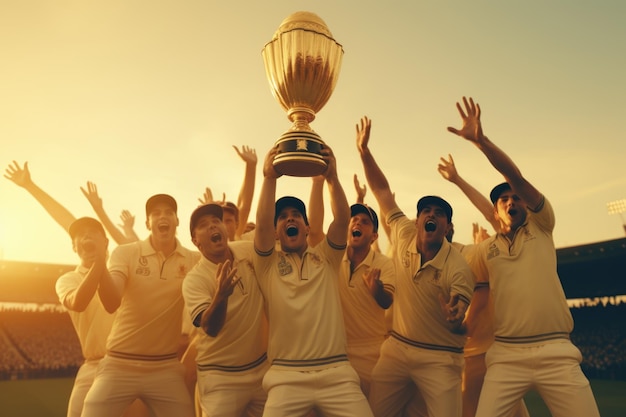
(262, 11, 344, 177)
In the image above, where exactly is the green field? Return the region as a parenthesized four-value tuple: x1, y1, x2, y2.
(0, 377, 624, 416)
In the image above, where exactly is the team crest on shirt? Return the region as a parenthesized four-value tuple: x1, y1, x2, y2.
(177, 264, 188, 279)
(308, 253, 322, 266)
(522, 227, 536, 242)
(135, 256, 150, 275)
(487, 243, 500, 260)
(278, 255, 293, 276)
(429, 270, 441, 284)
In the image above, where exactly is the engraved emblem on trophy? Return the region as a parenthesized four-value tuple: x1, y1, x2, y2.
(262, 11, 344, 177)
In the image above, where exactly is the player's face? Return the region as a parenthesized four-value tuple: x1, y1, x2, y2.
(222, 211, 238, 241)
(415, 204, 451, 245)
(192, 214, 229, 260)
(72, 226, 108, 267)
(146, 203, 179, 242)
(275, 207, 309, 254)
(348, 213, 377, 249)
(494, 190, 528, 231)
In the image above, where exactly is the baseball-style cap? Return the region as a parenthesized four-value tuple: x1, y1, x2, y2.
(145, 194, 177, 216)
(69, 217, 106, 240)
(489, 182, 512, 204)
(417, 195, 453, 222)
(274, 196, 309, 225)
(189, 203, 223, 236)
(350, 203, 379, 233)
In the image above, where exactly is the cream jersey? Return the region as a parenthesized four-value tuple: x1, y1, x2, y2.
(254, 237, 349, 371)
(107, 238, 200, 360)
(471, 197, 573, 344)
(338, 248, 396, 345)
(56, 265, 115, 361)
(387, 208, 474, 353)
(182, 240, 268, 371)
(451, 242, 495, 357)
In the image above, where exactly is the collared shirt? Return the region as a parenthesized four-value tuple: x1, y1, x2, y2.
(254, 237, 349, 371)
(107, 238, 200, 360)
(386, 208, 474, 353)
(338, 248, 395, 345)
(471, 197, 573, 345)
(56, 265, 114, 361)
(183, 240, 268, 371)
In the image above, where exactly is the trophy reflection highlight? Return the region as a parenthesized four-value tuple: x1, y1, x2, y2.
(262, 11, 344, 177)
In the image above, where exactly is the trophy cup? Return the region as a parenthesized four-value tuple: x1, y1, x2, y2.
(262, 11, 344, 177)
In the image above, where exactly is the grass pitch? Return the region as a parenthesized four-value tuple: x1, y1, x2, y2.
(0, 377, 624, 416)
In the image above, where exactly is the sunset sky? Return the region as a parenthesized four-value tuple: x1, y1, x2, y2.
(1, 1, 625, 265)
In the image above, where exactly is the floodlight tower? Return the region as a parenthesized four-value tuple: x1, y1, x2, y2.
(607, 198, 626, 236)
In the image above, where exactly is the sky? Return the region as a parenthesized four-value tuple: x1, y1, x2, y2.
(1, 1, 626, 266)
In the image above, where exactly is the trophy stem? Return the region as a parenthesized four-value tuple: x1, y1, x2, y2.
(287, 107, 316, 130)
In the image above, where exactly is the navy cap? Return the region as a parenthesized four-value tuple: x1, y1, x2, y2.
(350, 203, 379, 233)
(417, 196, 453, 222)
(274, 196, 309, 225)
(189, 204, 223, 236)
(489, 182, 512, 204)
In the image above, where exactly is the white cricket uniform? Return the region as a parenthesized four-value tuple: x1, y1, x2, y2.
(338, 248, 395, 397)
(82, 238, 200, 417)
(182, 240, 268, 417)
(369, 208, 474, 417)
(56, 265, 114, 417)
(254, 237, 374, 417)
(471, 197, 600, 417)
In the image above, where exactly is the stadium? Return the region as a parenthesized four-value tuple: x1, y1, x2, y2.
(1, 237, 625, 415)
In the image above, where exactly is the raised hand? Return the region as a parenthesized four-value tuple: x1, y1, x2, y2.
(80, 181, 103, 210)
(446, 96, 485, 143)
(233, 145, 257, 165)
(437, 154, 460, 183)
(215, 260, 240, 299)
(4, 161, 33, 188)
(198, 187, 226, 206)
(472, 222, 490, 244)
(356, 116, 372, 154)
(262, 146, 281, 179)
(354, 174, 367, 204)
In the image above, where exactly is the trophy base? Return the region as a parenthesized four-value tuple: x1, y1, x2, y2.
(273, 131, 327, 177)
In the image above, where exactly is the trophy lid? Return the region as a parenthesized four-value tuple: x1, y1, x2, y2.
(272, 11, 334, 40)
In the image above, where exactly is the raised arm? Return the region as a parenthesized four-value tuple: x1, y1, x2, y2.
(4, 161, 76, 233)
(233, 145, 257, 239)
(198, 187, 226, 206)
(254, 147, 280, 253)
(437, 154, 499, 232)
(63, 233, 110, 312)
(353, 174, 366, 204)
(322, 145, 350, 246)
(80, 181, 137, 245)
(307, 175, 326, 247)
(447, 97, 542, 209)
(355, 117, 398, 216)
(119, 210, 140, 241)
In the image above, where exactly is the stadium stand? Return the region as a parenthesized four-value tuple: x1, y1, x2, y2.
(0, 237, 625, 381)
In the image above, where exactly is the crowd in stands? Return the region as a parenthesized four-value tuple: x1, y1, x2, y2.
(0, 300, 625, 381)
(0, 304, 82, 380)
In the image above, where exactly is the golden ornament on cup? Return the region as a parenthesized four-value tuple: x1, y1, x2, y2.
(262, 11, 344, 177)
